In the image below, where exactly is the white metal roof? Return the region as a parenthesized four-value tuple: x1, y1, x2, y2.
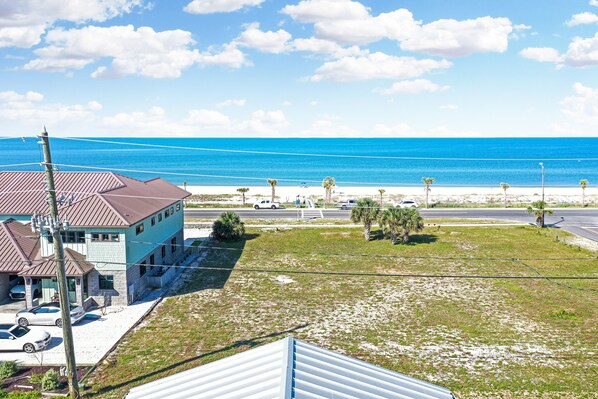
(125, 337, 455, 399)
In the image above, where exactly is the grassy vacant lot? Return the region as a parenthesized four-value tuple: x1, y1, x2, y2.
(84, 226, 597, 399)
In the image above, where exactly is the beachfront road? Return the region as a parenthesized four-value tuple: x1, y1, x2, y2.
(184, 208, 598, 242)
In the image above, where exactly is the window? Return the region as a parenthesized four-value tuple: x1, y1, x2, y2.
(171, 237, 176, 254)
(176, 203, 181, 211)
(136, 223, 144, 235)
(0, 332, 11, 340)
(170, 206, 174, 215)
(151, 216, 156, 226)
(140, 261, 147, 276)
(161, 246, 166, 258)
(150, 254, 155, 270)
(99, 275, 114, 290)
(158, 213, 162, 222)
(49, 231, 85, 244)
(165, 208, 170, 218)
(91, 233, 119, 242)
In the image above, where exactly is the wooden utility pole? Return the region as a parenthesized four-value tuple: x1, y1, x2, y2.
(39, 128, 80, 399)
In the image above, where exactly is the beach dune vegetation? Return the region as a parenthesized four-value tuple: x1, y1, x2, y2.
(211, 212, 245, 241)
(350, 198, 380, 241)
(379, 206, 424, 244)
(422, 177, 435, 209)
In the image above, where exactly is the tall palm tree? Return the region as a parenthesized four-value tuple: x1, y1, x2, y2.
(236, 187, 249, 205)
(580, 179, 589, 207)
(379, 206, 424, 244)
(322, 176, 335, 208)
(500, 182, 510, 208)
(267, 178, 277, 203)
(527, 200, 553, 228)
(422, 177, 435, 209)
(350, 198, 380, 241)
(378, 188, 386, 206)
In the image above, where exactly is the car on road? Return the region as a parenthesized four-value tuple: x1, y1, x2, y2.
(0, 324, 51, 353)
(15, 302, 86, 328)
(397, 200, 419, 208)
(9, 277, 41, 300)
(253, 200, 280, 209)
(337, 199, 358, 210)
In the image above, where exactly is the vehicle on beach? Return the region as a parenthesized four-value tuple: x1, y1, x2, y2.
(9, 277, 41, 300)
(0, 324, 51, 353)
(398, 200, 419, 208)
(253, 199, 280, 209)
(15, 302, 86, 328)
(337, 199, 358, 210)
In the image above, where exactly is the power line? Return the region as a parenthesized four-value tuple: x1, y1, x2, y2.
(515, 259, 598, 292)
(53, 137, 598, 162)
(0, 162, 41, 169)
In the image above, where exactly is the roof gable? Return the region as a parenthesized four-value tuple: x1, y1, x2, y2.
(125, 338, 455, 399)
(0, 219, 39, 272)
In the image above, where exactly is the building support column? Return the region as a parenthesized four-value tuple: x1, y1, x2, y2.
(74, 277, 84, 307)
(25, 277, 33, 308)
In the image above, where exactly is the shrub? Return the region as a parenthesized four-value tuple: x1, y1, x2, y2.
(211, 212, 245, 241)
(0, 392, 41, 399)
(0, 361, 18, 379)
(41, 369, 60, 391)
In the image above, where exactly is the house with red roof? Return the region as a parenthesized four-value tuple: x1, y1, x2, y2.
(0, 171, 190, 307)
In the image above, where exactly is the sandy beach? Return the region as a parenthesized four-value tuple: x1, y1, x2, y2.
(183, 185, 598, 206)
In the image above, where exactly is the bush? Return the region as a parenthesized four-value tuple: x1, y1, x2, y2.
(0, 361, 18, 379)
(0, 392, 41, 399)
(41, 369, 60, 391)
(211, 212, 245, 241)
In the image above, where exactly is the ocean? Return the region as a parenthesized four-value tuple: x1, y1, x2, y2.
(1, 137, 597, 187)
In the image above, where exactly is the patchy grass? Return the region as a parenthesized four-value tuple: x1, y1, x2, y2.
(83, 226, 598, 399)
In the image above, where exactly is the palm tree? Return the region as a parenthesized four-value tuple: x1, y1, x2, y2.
(422, 177, 435, 209)
(500, 182, 510, 208)
(267, 178, 277, 203)
(350, 198, 380, 241)
(322, 176, 336, 208)
(527, 200, 553, 228)
(236, 187, 249, 205)
(379, 206, 424, 244)
(211, 212, 245, 241)
(580, 179, 589, 207)
(378, 188, 386, 205)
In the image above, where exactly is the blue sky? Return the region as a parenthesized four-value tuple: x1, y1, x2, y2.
(0, 0, 597, 137)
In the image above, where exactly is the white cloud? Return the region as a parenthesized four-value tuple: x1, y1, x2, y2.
(520, 47, 562, 63)
(566, 12, 598, 27)
(196, 42, 249, 69)
(308, 52, 452, 82)
(291, 37, 365, 58)
(373, 123, 480, 137)
(375, 79, 449, 95)
(372, 123, 415, 136)
(521, 33, 598, 67)
(235, 23, 291, 53)
(239, 109, 289, 134)
(300, 117, 357, 137)
(216, 98, 246, 107)
(0, 90, 101, 128)
(440, 104, 459, 110)
(553, 82, 598, 135)
(184, 0, 263, 14)
(282, 1, 514, 57)
(591, 0, 598, 6)
(23, 25, 248, 78)
(0, 0, 144, 48)
(185, 109, 231, 126)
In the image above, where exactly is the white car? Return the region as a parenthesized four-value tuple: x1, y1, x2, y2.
(9, 277, 41, 300)
(253, 200, 280, 209)
(398, 200, 418, 208)
(16, 302, 86, 328)
(0, 324, 51, 353)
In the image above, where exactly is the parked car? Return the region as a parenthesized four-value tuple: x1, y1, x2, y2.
(398, 200, 419, 208)
(9, 277, 41, 300)
(337, 199, 358, 210)
(253, 200, 280, 209)
(15, 302, 86, 328)
(0, 324, 51, 353)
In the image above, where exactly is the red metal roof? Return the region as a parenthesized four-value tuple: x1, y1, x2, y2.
(0, 172, 190, 227)
(0, 219, 39, 272)
(21, 248, 94, 277)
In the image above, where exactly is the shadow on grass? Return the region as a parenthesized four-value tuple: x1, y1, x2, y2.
(86, 324, 309, 397)
(407, 234, 438, 245)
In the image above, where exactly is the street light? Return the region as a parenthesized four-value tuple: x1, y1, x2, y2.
(539, 162, 545, 202)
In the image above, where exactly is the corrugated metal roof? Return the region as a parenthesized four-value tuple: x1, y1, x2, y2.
(21, 248, 94, 277)
(0, 219, 39, 272)
(125, 338, 455, 399)
(0, 172, 190, 227)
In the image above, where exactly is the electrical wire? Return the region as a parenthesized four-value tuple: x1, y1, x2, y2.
(0, 162, 41, 169)
(53, 137, 598, 162)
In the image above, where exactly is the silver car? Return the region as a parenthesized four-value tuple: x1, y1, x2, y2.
(15, 302, 86, 328)
(0, 324, 51, 353)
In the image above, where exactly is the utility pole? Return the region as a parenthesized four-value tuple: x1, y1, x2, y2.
(37, 128, 80, 399)
(539, 162, 545, 227)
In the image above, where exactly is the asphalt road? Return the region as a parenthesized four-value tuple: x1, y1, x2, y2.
(185, 207, 598, 242)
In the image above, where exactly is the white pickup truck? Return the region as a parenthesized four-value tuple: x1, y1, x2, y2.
(253, 199, 281, 209)
(337, 199, 358, 210)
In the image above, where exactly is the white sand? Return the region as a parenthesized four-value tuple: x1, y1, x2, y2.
(183, 185, 597, 206)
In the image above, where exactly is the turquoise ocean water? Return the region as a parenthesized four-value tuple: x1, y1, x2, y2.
(1, 137, 597, 187)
